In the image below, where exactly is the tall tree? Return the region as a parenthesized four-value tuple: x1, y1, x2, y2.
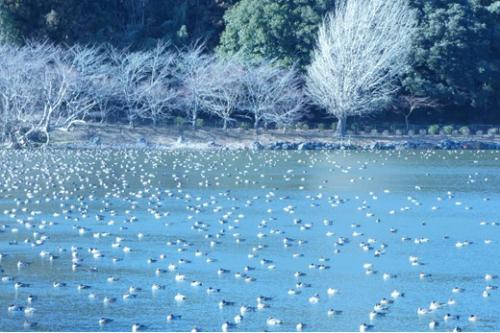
(403, 0, 500, 123)
(0, 0, 236, 49)
(218, 0, 334, 68)
(307, 0, 417, 136)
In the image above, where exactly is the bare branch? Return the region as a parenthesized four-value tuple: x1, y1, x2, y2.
(306, 0, 417, 136)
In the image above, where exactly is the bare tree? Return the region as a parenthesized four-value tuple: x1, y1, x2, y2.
(0, 45, 38, 142)
(306, 0, 417, 136)
(240, 59, 305, 134)
(14, 42, 72, 144)
(394, 95, 440, 132)
(176, 44, 212, 130)
(199, 57, 244, 130)
(137, 43, 180, 125)
(264, 92, 305, 132)
(93, 63, 121, 123)
(55, 45, 109, 131)
(110, 47, 150, 126)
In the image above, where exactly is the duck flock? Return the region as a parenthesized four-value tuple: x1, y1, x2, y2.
(0, 148, 499, 332)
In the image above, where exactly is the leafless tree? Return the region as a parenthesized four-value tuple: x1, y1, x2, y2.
(0, 45, 38, 142)
(92, 62, 121, 123)
(240, 59, 305, 134)
(55, 45, 110, 131)
(137, 43, 180, 125)
(110, 47, 150, 126)
(14, 42, 72, 144)
(306, 0, 417, 136)
(176, 44, 213, 129)
(199, 57, 245, 130)
(394, 95, 440, 131)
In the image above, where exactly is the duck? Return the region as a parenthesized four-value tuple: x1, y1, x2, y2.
(429, 320, 438, 329)
(174, 293, 186, 302)
(468, 315, 478, 322)
(266, 317, 282, 326)
(99, 318, 113, 326)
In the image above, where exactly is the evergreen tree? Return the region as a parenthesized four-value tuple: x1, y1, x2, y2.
(218, 0, 335, 68)
(403, 0, 500, 122)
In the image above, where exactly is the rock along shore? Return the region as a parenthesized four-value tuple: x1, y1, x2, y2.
(5, 124, 500, 151)
(57, 138, 500, 151)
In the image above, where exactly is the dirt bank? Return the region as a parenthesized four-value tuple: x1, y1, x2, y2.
(9, 123, 500, 150)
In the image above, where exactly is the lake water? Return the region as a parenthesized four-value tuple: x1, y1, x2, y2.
(0, 149, 499, 332)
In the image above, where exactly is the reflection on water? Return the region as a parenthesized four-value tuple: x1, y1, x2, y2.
(0, 149, 499, 331)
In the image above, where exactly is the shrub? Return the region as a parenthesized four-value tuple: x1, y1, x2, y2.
(382, 129, 390, 136)
(407, 129, 415, 136)
(418, 129, 427, 135)
(317, 123, 326, 130)
(350, 123, 360, 133)
(459, 126, 470, 136)
(395, 129, 403, 136)
(196, 118, 204, 128)
(295, 122, 306, 130)
(487, 128, 499, 136)
(428, 124, 440, 135)
(476, 130, 484, 136)
(442, 125, 454, 135)
(331, 122, 338, 131)
(370, 128, 379, 136)
(174, 116, 184, 127)
(302, 123, 310, 130)
(239, 122, 251, 130)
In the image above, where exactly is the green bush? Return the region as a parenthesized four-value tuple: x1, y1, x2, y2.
(239, 122, 251, 130)
(350, 123, 360, 133)
(331, 122, 338, 131)
(302, 123, 310, 130)
(174, 116, 184, 127)
(196, 118, 204, 128)
(459, 126, 471, 136)
(317, 123, 326, 130)
(487, 128, 499, 135)
(442, 125, 454, 135)
(428, 124, 440, 135)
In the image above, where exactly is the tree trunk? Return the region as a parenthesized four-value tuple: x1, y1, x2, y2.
(336, 116, 347, 137)
(192, 112, 197, 130)
(405, 107, 414, 133)
(404, 114, 410, 133)
(254, 117, 259, 136)
(223, 119, 228, 131)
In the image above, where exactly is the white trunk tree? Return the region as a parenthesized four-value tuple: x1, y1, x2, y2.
(240, 59, 305, 134)
(58, 45, 108, 131)
(176, 45, 212, 130)
(110, 47, 150, 126)
(306, 0, 417, 136)
(137, 43, 180, 125)
(199, 57, 244, 130)
(0, 45, 39, 142)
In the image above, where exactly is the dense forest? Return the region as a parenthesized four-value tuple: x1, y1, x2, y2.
(0, 0, 499, 128)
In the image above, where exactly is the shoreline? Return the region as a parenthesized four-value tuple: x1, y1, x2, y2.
(4, 124, 500, 151)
